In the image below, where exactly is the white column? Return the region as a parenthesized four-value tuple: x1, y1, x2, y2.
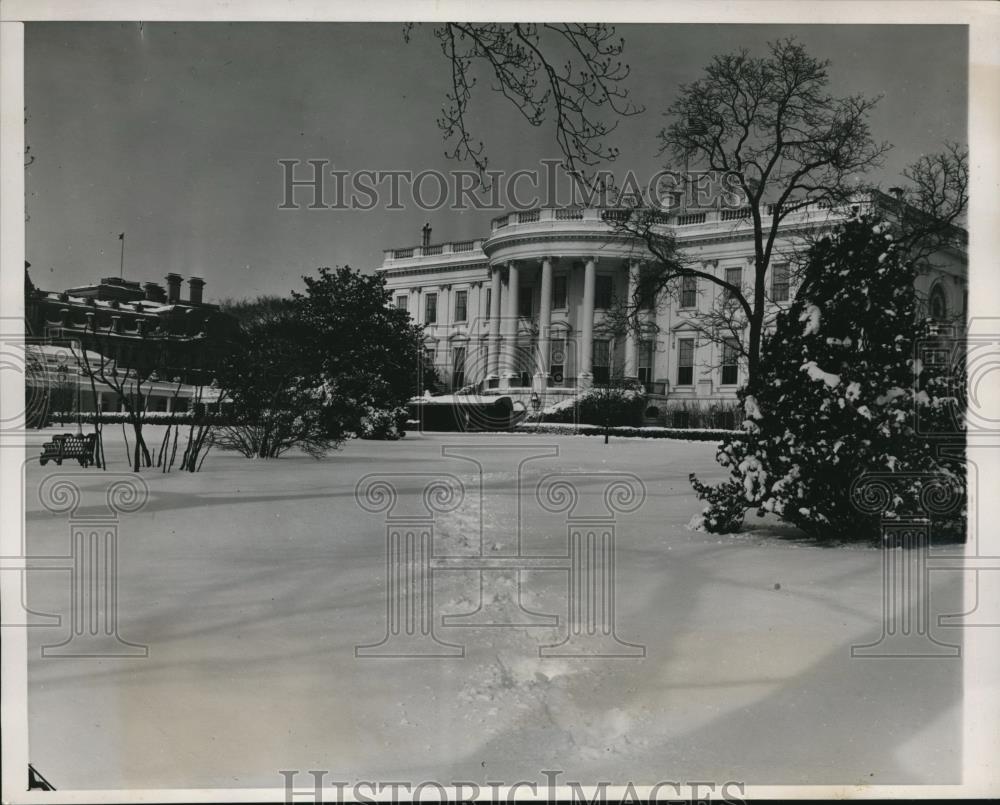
(488, 266, 503, 383)
(579, 258, 596, 387)
(482, 281, 491, 327)
(410, 287, 422, 324)
(466, 281, 481, 382)
(438, 285, 451, 330)
(534, 257, 553, 391)
(469, 281, 482, 327)
(502, 262, 519, 387)
(623, 261, 638, 379)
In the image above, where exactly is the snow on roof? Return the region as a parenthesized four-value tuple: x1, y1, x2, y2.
(25, 343, 106, 364)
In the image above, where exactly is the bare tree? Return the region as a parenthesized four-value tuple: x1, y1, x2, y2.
(610, 38, 889, 386)
(892, 142, 968, 264)
(178, 381, 221, 472)
(415, 22, 643, 185)
(69, 319, 177, 472)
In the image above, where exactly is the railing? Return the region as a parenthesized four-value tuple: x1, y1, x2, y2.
(384, 239, 486, 262)
(601, 209, 631, 223)
(676, 213, 707, 226)
(721, 207, 751, 221)
(426, 196, 864, 248)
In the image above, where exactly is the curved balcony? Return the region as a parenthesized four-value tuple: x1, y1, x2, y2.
(482, 200, 869, 264)
(482, 207, 647, 264)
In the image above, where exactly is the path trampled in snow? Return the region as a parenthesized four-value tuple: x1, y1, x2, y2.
(22, 429, 963, 789)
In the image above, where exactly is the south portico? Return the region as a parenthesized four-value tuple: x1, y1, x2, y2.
(480, 209, 653, 393)
(482, 255, 647, 392)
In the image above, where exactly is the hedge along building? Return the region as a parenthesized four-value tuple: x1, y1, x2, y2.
(378, 195, 968, 416)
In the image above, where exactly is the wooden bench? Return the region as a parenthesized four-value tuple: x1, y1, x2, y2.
(39, 433, 98, 467)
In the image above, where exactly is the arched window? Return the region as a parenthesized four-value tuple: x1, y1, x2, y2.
(929, 284, 948, 321)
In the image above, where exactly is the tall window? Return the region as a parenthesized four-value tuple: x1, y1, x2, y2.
(424, 293, 437, 324)
(721, 339, 739, 386)
(680, 276, 697, 308)
(771, 262, 790, 302)
(516, 342, 532, 387)
(929, 284, 948, 320)
(395, 295, 408, 312)
(550, 338, 566, 385)
(454, 290, 468, 322)
(639, 279, 657, 311)
(451, 345, 466, 389)
(518, 286, 533, 318)
(724, 267, 742, 300)
(638, 339, 655, 385)
(677, 338, 694, 386)
(593, 338, 611, 384)
(595, 275, 614, 309)
(553, 275, 568, 309)
(485, 288, 492, 319)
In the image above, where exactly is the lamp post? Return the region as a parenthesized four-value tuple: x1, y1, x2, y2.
(56, 365, 67, 429)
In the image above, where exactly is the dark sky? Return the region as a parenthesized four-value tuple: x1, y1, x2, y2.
(25, 22, 967, 302)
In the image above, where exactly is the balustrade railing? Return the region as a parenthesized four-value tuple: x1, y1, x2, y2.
(601, 209, 631, 223)
(676, 212, 707, 226)
(721, 207, 751, 221)
(391, 199, 856, 260)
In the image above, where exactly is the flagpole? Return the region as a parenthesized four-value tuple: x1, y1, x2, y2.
(119, 233, 125, 278)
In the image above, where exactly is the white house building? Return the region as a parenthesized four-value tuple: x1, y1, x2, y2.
(378, 197, 967, 414)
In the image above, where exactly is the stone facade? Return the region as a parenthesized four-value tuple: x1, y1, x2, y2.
(379, 198, 967, 407)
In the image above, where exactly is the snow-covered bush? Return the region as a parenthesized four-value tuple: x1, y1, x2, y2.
(691, 214, 965, 542)
(688, 476, 748, 532)
(357, 406, 407, 440)
(661, 399, 741, 430)
(545, 384, 646, 426)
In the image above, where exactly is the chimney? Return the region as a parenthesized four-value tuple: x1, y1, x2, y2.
(165, 273, 182, 304)
(421, 222, 432, 248)
(188, 276, 205, 305)
(143, 282, 166, 303)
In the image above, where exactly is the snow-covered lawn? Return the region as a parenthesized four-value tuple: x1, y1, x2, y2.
(23, 428, 962, 789)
